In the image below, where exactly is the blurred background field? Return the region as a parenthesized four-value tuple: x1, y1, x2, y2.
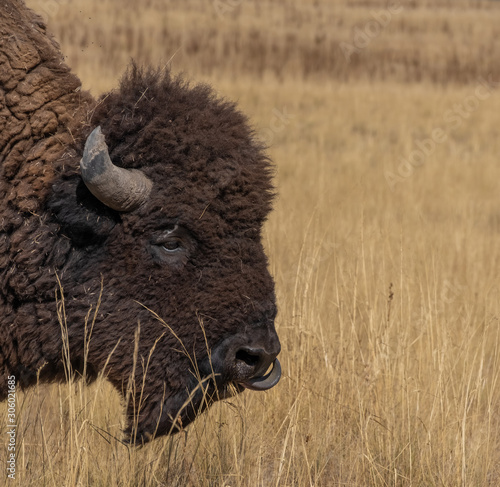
(22, 0, 500, 90)
(1, 0, 500, 485)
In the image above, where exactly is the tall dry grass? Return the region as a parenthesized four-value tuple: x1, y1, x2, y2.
(2, 0, 500, 485)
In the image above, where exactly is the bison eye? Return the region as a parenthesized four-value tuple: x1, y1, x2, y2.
(162, 239, 181, 252)
(150, 225, 193, 267)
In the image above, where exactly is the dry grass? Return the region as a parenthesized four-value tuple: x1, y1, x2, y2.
(2, 0, 500, 485)
(26, 0, 500, 90)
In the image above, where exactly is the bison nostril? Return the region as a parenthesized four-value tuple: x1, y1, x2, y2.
(234, 346, 278, 379)
(235, 348, 261, 368)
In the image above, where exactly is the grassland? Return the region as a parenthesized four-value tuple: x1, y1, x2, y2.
(2, 0, 500, 485)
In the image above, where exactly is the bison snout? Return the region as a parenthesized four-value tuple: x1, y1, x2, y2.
(210, 330, 281, 391)
(235, 346, 278, 379)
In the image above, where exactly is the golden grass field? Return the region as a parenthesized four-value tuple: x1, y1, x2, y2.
(2, 0, 500, 485)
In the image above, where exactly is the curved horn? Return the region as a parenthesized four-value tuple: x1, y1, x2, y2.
(240, 358, 281, 391)
(80, 126, 152, 212)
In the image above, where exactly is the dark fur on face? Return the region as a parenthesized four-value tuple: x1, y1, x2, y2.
(50, 66, 278, 439)
(1, 1, 279, 443)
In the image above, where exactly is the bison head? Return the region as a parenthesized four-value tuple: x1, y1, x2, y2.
(47, 67, 281, 442)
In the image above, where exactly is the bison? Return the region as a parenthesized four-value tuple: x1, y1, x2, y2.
(0, 0, 281, 442)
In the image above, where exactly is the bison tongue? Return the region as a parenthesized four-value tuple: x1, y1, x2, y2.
(240, 359, 281, 391)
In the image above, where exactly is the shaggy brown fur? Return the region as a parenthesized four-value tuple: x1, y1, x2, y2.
(0, 1, 279, 441)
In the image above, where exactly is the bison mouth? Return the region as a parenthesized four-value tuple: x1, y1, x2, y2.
(176, 356, 282, 428)
(127, 357, 281, 443)
(236, 358, 281, 391)
(123, 323, 281, 443)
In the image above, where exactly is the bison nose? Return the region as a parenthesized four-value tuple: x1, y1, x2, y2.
(209, 329, 281, 390)
(235, 345, 279, 380)
(229, 331, 281, 390)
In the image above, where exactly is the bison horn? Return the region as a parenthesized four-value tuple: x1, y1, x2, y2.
(240, 358, 281, 391)
(80, 126, 152, 212)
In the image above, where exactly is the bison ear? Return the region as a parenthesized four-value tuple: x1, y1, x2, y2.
(48, 175, 120, 247)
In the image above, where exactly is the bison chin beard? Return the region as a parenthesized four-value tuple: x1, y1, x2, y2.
(124, 376, 241, 444)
